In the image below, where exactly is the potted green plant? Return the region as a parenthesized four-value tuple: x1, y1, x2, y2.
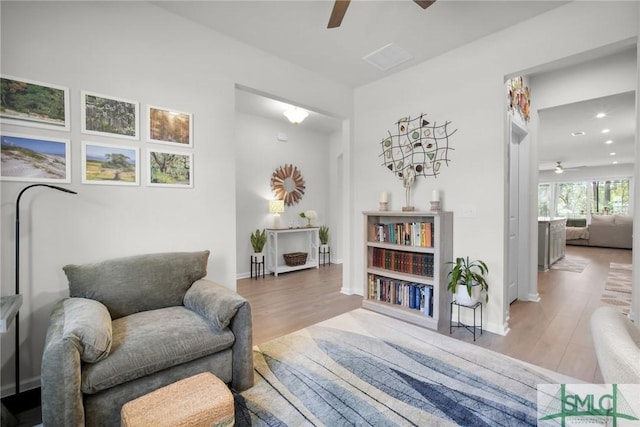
(250, 228, 267, 261)
(319, 225, 330, 252)
(446, 256, 489, 306)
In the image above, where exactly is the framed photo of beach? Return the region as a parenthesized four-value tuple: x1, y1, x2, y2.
(147, 105, 193, 147)
(81, 91, 139, 140)
(0, 75, 70, 131)
(147, 149, 193, 188)
(82, 141, 139, 186)
(1, 133, 71, 183)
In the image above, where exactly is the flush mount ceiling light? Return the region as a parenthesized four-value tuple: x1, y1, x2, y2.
(601, 128, 611, 134)
(555, 161, 564, 174)
(610, 152, 616, 156)
(613, 161, 619, 164)
(605, 140, 613, 145)
(571, 131, 585, 136)
(596, 112, 607, 118)
(283, 107, 309, 124)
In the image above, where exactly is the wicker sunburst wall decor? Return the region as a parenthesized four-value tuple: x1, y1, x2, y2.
(271, 164, 305, 206)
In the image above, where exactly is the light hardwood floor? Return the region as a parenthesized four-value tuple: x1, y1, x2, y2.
(237, 245, 631, 383)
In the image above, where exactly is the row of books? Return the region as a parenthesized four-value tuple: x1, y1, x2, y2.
(370, 222, 434, 247)
(371, 248, 434, 276)
(367, 274, 434, 317)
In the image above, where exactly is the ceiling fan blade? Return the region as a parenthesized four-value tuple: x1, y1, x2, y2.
(327, 0, 351, 29)
(414, 0, 436, 9)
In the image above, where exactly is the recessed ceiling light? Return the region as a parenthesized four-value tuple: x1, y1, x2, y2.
(596, 112, 606, 118)
(571, 131, 585, 136)
(601, 129, 611, 134)
(605, 140, 613, 144)
(613, 161, 619, 164)
(609, 152, 616, 156)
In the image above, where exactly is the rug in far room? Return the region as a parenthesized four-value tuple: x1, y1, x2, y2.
(236, 309, 576, 426)
(549, 255, 590, 273)
(602, 262, 632, 314)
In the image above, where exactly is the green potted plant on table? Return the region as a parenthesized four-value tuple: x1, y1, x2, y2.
(250, 228, 267, 261)
(446, 256, 489, 306)
(319, 225, 330, 252)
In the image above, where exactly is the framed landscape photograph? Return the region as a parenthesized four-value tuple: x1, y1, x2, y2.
(1, 75, 70, 131)
(82, 141, 139, 186)
(81, 91, 139, 140)
(147, 105, 193, 147)
(147, 149, 193, 188)
(1, 133, 71, 183)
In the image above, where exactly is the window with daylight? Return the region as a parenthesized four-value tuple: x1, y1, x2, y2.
(538, 183, 551, 217)
(538, 178, 631, 219)
(556, 182, 588, 219)
(591, 180, 630, 215)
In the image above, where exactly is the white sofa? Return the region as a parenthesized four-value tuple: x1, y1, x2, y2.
(591, 306, 640, 384)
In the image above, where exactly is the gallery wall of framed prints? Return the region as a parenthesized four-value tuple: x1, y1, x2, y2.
(1, 75, 194, 189)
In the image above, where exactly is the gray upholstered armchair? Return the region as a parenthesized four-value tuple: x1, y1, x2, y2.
(41, 250, 253, 427)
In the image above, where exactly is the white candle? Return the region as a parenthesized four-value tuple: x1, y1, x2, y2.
(432, 189, 439, 202)
(380, 191, 388, 203)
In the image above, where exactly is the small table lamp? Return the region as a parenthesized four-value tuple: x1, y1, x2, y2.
(269, 200, 285, 228)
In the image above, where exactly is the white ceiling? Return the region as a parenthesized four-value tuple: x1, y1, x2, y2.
(153, 1, 636, 168)
(153, 1, 566, 88)
(538, 91, 636, 172)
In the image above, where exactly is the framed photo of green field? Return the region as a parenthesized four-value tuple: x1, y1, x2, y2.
(147, 105, 193, 147)
(1, 132, 71, 183)
(81, 91, 139, 140)
(147, 149, 193, 188)
(1, 75, 70, 131)
(82, 141, 139, 186)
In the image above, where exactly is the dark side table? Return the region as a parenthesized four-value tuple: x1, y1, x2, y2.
(450, 300, 482, 341)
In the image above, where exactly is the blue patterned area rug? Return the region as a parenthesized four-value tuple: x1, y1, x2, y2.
(235, 309, 573, 426)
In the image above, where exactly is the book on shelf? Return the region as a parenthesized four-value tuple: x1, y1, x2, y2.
(367, 274, 434, 317)
(371, 248, 434, 277)
(369, 221, 434, 247)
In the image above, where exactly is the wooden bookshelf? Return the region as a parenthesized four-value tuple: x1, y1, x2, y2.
(362, 211, 453, 330)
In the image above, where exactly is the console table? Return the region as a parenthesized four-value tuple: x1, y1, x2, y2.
(266, 227, 319, 276)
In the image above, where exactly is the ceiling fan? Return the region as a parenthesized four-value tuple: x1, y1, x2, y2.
(328, 0, 436, 29)
(554, 161, 586, 174)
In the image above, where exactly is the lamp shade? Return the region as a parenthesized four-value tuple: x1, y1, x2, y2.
(283, 107, 309, 124)
(269, 200, 285, 214)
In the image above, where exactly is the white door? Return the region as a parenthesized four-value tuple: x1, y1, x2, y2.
(508, 133, 520, 304)
(507, 118, 529, 304)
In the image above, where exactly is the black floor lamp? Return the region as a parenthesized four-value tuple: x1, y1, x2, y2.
(14, 184, 77, 395)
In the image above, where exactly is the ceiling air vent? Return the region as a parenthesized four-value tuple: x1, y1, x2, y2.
(363, 43, 413, 72)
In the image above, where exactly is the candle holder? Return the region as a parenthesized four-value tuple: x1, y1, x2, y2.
(379, 202, 388, 211)
(430, 201, 441, 212)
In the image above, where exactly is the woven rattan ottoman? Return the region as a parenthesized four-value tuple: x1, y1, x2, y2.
(121, 372, 235, 427)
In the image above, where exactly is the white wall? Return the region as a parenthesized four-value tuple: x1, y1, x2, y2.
(234, 111, 332, 276)
(0, 1, 352, 394)
(531, 46, 637, 111)
(350, 2, 639, 334)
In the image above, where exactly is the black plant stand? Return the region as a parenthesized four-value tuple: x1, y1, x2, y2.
(250, 255, 265, 279)
(319, 246, 331, 266)
(450, 300, 482, 341)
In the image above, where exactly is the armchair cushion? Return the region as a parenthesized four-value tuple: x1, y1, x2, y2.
(62, 298, 112, 363)
(82, 306, 234, 394)
(184, 279, 247, 330)
(63, 250, 210, 319)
